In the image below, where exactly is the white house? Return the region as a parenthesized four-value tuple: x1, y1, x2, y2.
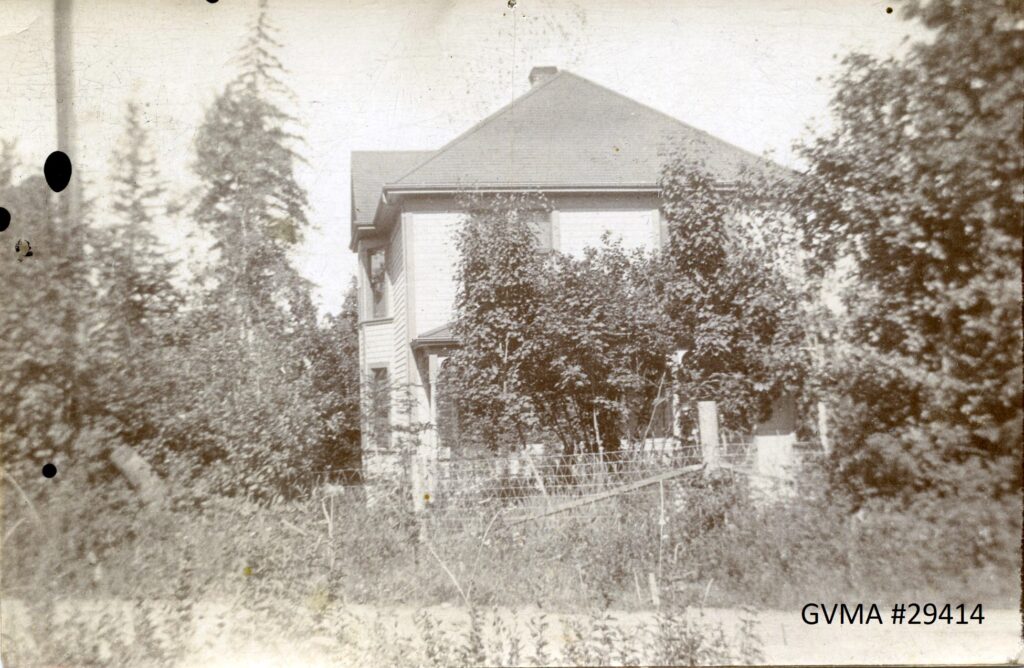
(349, 66, 788, 478)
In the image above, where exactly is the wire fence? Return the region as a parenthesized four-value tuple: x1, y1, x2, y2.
(299, 438, 825, 534)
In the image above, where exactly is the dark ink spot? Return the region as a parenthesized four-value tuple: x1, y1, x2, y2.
(44, 151, 72, 193)
(0, 207, 9, 232)
(42, 463, 57, 478)
(15, 238, 32, 261)
(886, 6, 893, 13)
(507, 0, 516, 7)
(208, 0, 219, 3)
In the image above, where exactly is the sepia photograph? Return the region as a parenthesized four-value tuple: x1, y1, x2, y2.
(0, 0, 1021, 665)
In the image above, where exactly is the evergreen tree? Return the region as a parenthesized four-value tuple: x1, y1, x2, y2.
(192, 0, 311, 337)
(89, 102, 180, 452)
(153, 0, 328, 497)
(98, 102, 179, 346)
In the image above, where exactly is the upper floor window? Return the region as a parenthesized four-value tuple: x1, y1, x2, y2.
(524, 209, 553, 251)
(365, 247, 388, 319)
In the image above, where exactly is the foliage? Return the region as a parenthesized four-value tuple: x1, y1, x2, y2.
(5, 461, 1016, 665)
(447, 169, 806, 452)
(143, 1, 357, 497)
(88, 102, 182, 459)
(447, 193, 677, 452)
(0, 141, 105, 486)
(781, 0, 1023, 500)
(532, 242, 674, 451)
(655, 160, 809, 434)
(447, 192, 552, 449)
(305, 279, 364, 472)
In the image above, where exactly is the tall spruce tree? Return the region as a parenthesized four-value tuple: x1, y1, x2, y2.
(90, 102, 180, 452)
(154, 0, 326, 496)
(192, 0, 311, 336)
(100, 102, 179, 342)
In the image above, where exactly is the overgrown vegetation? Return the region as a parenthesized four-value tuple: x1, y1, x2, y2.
(776, 0, 1023, 503)
(1, 0, 1020, 665)
(3, 463, 1017, 665)
(0, 1, 363, 503)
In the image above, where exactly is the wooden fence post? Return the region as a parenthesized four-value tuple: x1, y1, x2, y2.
(816, 401, 831, 456)
(648, 571, 661, 608)
(697, 400, 721, 470)
(410, 451, 425, 513)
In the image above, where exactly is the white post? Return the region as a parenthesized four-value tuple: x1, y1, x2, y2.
(816, 400, 831, 456)
(410, 451, 426, 513)
(697, 400, 721, 470)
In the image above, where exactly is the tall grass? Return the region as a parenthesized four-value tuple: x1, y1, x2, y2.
(2, 462, 1018, 665)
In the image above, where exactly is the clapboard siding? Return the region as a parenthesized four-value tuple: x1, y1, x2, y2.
(411, 211, 463, 337)
(362, 320, 391, 366)
(388, 219, 408, 388)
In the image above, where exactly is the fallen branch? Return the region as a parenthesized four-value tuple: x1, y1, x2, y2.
(109, 445, 167, 507)
(2, 470, 42, 526)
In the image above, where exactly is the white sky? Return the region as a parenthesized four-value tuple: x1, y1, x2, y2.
(0, 0, 924, 314)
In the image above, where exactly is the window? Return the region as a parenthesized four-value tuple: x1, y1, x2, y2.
(524, 209, 553, 251)
(369, 366, 390, 446)
(365, 247, 388, 319)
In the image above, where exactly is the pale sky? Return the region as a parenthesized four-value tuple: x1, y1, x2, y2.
(0, 0, 924, 314)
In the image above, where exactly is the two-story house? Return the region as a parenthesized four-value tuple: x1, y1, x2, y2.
(350, 66, 784, 478)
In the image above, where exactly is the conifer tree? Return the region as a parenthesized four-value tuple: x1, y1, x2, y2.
(156, 0, 326, 496)
(99, 102, 179, 349)
(192, 0, 311, 337)
(89, 102, 180, 452)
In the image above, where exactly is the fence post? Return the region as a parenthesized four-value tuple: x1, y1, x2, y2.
(410, 451, 425, 513)
(648, 571, 661, 608)
(697, 400, 721, 470)
(816, 401, 831, 456)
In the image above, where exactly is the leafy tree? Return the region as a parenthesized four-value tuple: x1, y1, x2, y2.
(447, 193, 550, 450)
(655, 159, 808, 436)
(0, 142, 98, 483)
(448, 194, 675, 453)
(532, 242, 674, 451)
(788, 0, 1023, 500)
(306, 279, 363, 474)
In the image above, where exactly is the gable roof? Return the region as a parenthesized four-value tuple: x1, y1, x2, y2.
(351, 150, 434, 228)
(411, 322, 457, 350)
(350, 69, 789, 248)
(386, 71, 782, 192)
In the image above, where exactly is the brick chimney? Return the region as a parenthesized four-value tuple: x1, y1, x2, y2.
(528, 66, 559, 86)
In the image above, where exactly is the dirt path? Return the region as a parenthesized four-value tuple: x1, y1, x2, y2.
(3, 598, 1020, 666)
